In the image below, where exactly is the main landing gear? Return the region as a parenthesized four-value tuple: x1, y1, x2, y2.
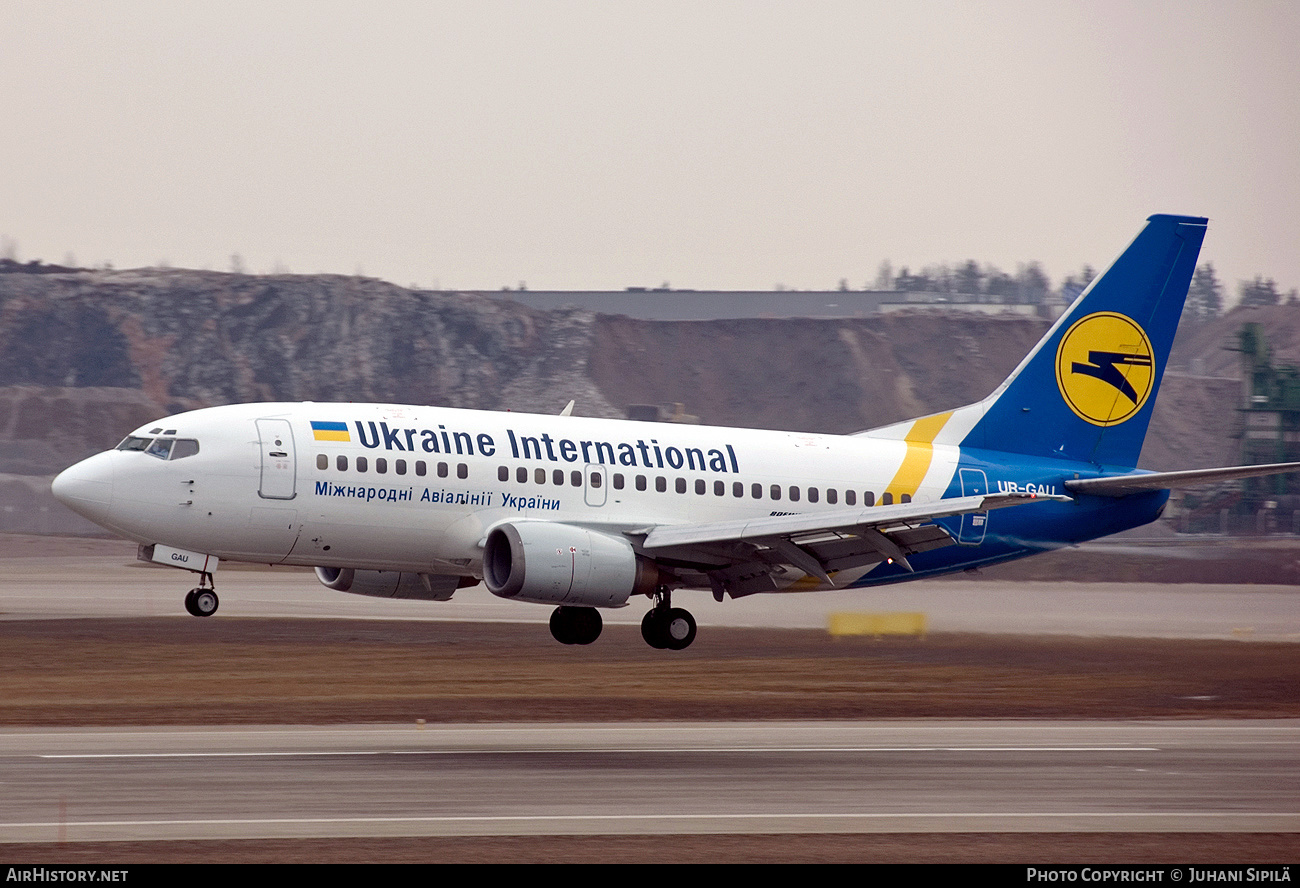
(549, 605, 602, 645)
(547, 589, 698, 651)
(183, 573, 219, 618)
(640, 587, 696, 651)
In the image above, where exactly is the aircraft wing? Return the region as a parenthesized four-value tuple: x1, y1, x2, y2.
(637, 492, 1068, 598)
(1064, 462, 1300, 497)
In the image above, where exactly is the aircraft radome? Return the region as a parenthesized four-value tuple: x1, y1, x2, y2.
(52, 215, 1300, 649)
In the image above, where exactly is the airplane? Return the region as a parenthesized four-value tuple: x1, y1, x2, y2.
(51, 214, 1300, 650)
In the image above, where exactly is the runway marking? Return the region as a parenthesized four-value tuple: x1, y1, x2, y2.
(3, 811, 1297, 834)
(34, 746, 1162, 759)
(5, 812, 1298, 826)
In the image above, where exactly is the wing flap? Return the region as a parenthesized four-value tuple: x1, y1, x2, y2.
(639, 492, 1066, 595)
(640, 492, 1066, 551)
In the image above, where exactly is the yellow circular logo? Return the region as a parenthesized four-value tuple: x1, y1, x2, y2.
(1055, 312, 1155, 426)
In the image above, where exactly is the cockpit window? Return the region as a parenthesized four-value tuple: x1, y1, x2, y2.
(117, 436, 200, 460)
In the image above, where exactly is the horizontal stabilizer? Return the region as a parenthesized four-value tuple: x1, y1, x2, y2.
(1064, 462, 1300, 497)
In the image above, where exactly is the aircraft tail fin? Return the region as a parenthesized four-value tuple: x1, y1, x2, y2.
(862, 214, 1207, 469)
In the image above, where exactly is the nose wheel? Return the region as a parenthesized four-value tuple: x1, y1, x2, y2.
(183, 576, 219, 617)
(641, 588, 696, 650)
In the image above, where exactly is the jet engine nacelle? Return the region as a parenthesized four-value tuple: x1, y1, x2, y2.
(482, 521, 659, 607)
(314, 567, 470, 601)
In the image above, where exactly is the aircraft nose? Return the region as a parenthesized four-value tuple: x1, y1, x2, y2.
(51, 452, 115, 522)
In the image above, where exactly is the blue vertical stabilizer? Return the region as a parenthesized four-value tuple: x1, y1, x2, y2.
(959, 214, 1207, 468)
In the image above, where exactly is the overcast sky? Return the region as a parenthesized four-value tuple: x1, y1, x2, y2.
(4, 1, 1298, 299)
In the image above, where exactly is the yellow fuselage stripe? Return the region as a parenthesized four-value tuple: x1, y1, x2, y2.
(786, 411, 957, 590)
(883, 411, 952, 501)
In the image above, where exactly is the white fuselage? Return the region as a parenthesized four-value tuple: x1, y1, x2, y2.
(55, 401, 969, 580)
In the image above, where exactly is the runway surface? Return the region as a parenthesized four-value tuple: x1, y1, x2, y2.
(3, 721, 1297, 843)
(3, 541, 1298, 859)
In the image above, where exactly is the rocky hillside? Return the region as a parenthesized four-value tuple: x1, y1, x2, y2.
(0, 265, 1286, 533)
(0, 267, 1052, 460)
(0, 268, 618, 417)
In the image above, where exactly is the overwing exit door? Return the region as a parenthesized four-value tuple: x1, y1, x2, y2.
(584, 464, 608, 507)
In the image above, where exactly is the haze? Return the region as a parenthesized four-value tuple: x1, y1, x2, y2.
(3, 1, 1297, 297)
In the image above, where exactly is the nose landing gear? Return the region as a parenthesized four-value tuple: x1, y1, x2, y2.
(183, 574, 219, 617)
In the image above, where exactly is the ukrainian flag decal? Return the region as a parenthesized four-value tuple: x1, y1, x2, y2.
(311, 421, 350, 442)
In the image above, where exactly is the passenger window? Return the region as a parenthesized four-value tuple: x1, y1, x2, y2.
(590, 472, 602, 488)
(696, 479, 706, 495)
(458, 463, 468, 479)
(498, 466, 509, 482)
(396, 459, 407, 475)
(356, 456, 367, 473)
(826, 488, 837, 505)
(170, 439, 200, 460)
(733, 482, 743, 497)
(517, 467, 527, 483)
(636, 475, 647, 491)
(808, 487, 819, 503)
(676, 478, 686, 494)
(863, 491, 875, 506)
(752, 483, 763, 499)
(714, 480, 724, 496)
(572, 471, 582, 487)
(770, 484, 781, 501)
(881, 492, 892, 505)
(789, 486, 800, 502)
(376, 458, 387, 474)
(656, 476, 667, 493)
(845, 490, 856, 506)
(317, 454, 328, 470)
(901, 493, 911, 504)
(613, 474, 625, 490)
(416, 461, 427, 476)
(553, 469, 565, 486)
(535, 468, 546, 484)
(337, 455, 348, 471)
(438, 462, 449, 478)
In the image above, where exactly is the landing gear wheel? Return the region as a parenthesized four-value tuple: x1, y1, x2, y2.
(641, 609, 668, 649)
(184, 587, 219, 618)
(641, 604, 697, 650)
(661, 607, 696, 650)
(549, 606, 602, 645)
